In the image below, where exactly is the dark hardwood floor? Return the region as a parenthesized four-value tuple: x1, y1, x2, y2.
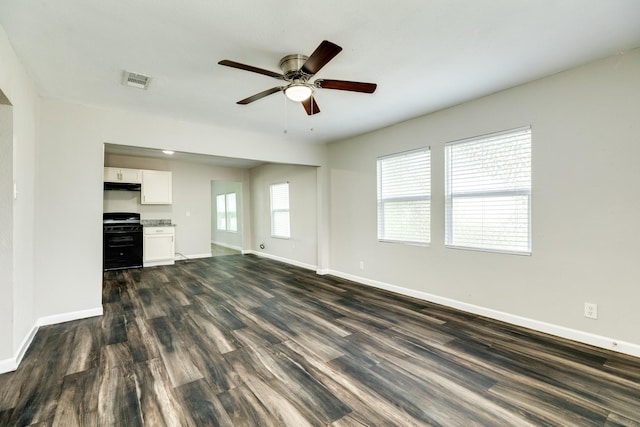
(210, 244, 240, 257)
(1, 254, 639, 426)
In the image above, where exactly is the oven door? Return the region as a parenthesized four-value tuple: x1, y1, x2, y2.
(103, 228, 143, 271)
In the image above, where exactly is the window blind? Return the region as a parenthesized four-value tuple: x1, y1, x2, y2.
(377, 148, 430, 244)
(270, 183, 290, 238)
(445, 127, 531, 254)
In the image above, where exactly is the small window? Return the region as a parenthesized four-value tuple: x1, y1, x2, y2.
(226, 193, 237, 232)
(377, 147, 431, 245)
(216, 194, 226, 230)
(270, 183, 290, 238)
(216, 192, 237, 232)
(445, 126, 532, 254)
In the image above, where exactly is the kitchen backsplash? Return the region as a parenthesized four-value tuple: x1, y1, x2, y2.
(103, 189, 172, 220)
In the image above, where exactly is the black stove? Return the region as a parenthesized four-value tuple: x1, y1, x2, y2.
(103, 212, 143, 271)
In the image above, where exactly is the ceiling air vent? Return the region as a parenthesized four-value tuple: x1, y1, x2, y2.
(122, 70, 151, 89)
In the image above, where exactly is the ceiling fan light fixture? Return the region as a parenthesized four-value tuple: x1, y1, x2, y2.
(284, 83, 313, 102)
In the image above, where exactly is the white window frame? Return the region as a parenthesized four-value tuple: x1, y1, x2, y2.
(445, 126, 532, 255)
(377, 147, 431, 245)
(216, 192, 237, 232)
(270, 182, 290, 239)
(225, 193, 237, 232)
(216, 194, 226, 231)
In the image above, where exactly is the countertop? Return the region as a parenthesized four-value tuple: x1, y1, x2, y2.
(141, 219, 175, 227)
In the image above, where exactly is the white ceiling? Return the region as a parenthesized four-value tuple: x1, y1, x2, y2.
(1, 0, 640, 146)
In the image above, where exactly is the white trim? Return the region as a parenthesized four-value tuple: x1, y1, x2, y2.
(13, 323, 40, 367)
(325, 269, 640, 358)
(144, 259, 175, 267)
(0, 323, 38, 374)
(211, 241, 243, 251)
(316, 269, 330, 275)
(245, 250, 317, 271)
(37, 306, 103, 327)
(0, 358, 16, 374)
(0, 306, 103, 374)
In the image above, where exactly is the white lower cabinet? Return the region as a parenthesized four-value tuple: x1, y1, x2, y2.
(143, 226, 175, 267)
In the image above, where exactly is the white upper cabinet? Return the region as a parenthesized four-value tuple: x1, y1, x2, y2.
(141, 170, 172, 204)
(104, 167, 142, 183)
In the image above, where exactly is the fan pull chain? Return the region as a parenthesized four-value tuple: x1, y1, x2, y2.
(283, 94, 288, 134)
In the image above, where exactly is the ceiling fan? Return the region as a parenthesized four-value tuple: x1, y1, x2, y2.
(218, 40, 377, 115)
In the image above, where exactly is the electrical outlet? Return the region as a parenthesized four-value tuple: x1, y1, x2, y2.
(359, 261, 365, 270)
(584, 302, 598, 319)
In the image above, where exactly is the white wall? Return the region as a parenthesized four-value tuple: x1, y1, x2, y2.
(250, 163, 318, 268)
(211, 180, 243, 250)
(328, 49, 640, 348)
(0, 95, 13, 361)
(0, 26, 38, 365)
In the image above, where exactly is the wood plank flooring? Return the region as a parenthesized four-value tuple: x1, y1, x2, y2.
(210, 244, 240, 257)
(1, 254, 639, 426)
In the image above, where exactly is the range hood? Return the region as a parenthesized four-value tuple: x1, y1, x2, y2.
(104, 182, 141, 191)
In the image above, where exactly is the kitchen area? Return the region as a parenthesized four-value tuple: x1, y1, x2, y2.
(103, 166, 176, 271)
(103, 145, 254, 273)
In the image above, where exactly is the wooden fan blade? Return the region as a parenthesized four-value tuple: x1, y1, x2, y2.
(219, 60, 284, 80)
(315, 79, 377, 93)
(300, 41, 342, 76)
(237, 87, 283, 105)
(301, 96, 321, 115)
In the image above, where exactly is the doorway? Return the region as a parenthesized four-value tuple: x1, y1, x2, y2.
(211, 180, 243, 256)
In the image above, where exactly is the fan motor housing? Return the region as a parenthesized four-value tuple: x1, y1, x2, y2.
(279, 54, 309, 80)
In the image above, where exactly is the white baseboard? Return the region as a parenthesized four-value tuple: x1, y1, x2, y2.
(211, 241, 243, 251)
(0, 321, 37, 374)
(37, 306, 103, 327)
(144, 259, 175, 267)
(244, 250, 318, 271)
(0, 358, 16, 374)
(326, 269, 640, 358)
(0, 306, 103, 374)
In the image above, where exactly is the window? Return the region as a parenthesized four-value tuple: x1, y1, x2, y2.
(377, 147, 431, 245)
(270, 183, 290, 238)
(216, 193, 237, 232)
(445, 126, 532, 254)
(226, 193, 237, 232)
(216, 194, 226, 230)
